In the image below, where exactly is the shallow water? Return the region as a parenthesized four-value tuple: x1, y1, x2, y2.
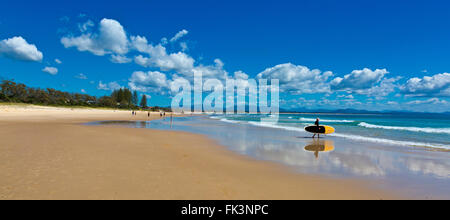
(89, 115, 450, 199)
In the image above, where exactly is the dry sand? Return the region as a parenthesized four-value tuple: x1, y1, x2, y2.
(0, 104, 399, 199)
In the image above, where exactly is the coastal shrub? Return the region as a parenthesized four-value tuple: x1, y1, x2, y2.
(0, 79, 170, 111)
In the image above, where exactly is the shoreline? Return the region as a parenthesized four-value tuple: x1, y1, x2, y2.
(0, 104, 400, 199)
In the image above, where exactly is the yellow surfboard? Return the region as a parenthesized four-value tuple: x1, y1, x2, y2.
(304, 125, 335, 134)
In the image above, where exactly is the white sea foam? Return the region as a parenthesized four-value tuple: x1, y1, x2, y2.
(358, 122, 450, 134)
(299, 117, 354, 123)
(220, 118, 240, 124)
(248, 121, 305, 132)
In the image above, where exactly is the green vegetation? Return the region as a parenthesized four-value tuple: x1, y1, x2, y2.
(140, 94, 148, 108)
(0, 79, 171, 112)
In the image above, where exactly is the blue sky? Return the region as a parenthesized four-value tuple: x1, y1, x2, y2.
(1, 0, 450, 112)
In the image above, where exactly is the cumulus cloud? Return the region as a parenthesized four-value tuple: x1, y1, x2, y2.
(170, 29, 188, 42)
(98, 81, 122, 91)
(256, 63, 333, 94)
(234, 70, 249, 80)
(401, 73, 450, 97)
(0, 36, 43, 62)
(355, 76, 400, 98)
(55, 58, 62, 64)
(131, 36, 195, 72)
(135, 52, 194, 72)
(110, 54, 131, 63)
(191, 59, 229, 80)
(42, 67, 58, 75)
(331, 68, 388, 91)
(61, 18, 128, 56)
(61, 18, 196, 73)
(128, 71, 169, 93)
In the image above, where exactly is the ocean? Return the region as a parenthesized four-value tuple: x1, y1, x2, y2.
(211, 113, 450, 151)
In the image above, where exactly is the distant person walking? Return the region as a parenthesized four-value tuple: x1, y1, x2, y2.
(148, 112, 150, 118)
(313, 118, 320, 139)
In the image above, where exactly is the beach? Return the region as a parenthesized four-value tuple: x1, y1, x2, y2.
(0, 104, 397, 200)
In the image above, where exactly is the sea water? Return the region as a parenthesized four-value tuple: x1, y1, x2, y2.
(212, 113, 450, 150)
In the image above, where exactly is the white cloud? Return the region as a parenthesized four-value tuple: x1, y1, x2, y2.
(81, 89, 86, 93)
(406, 98, 448, 105)
(387, 101, 398, 105)
(98, 81, 122, 91)
(61, 18, 128, 56)
(401, 73, 450, 97)
(75, 73, 88, 80)
(0, 36, 43, 62)
(170, 29, 188, 42)
(130, 35, 195, 71)
(61, 18, 196, 72)
(55, 58, 62, 64)
(191, 59, 229, 80)
(355, 76, 400, 98)
(161, 37, 168, 45)
(180, 42, 188, 51)
(42, 67, 58, 75)
(128, 71, 169, 93)
(78, 19, 94, 32)
(134, 52, 195, 72)
(110, 54, 131, 63)
(256, 63, 333, 94)
(331, 68, 388, 91)
(234, 70, 249, 80)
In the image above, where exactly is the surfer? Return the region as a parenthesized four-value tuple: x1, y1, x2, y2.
(313, 118, 320, 139)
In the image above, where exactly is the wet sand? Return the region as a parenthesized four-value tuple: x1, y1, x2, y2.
(0, 104, 399, 199)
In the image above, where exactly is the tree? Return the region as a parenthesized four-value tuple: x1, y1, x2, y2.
(132, 91, 138, 106)
(0, 79, 156, 110)
(140, 94, 147, 108)
(98, 96, 115, 107)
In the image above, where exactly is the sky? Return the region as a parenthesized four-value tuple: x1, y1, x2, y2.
(0, 0, 450, 112)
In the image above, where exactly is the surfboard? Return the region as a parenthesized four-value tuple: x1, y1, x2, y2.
(304, 125, 335, 134)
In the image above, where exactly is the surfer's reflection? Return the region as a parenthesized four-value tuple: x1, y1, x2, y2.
(304, 140, 335, 159)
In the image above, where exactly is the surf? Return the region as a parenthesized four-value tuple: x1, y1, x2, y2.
(299, 117, 354, 123)
(358, 122, 450, 134)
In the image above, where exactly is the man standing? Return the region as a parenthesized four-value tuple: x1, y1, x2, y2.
(312, 118, 320, 139)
